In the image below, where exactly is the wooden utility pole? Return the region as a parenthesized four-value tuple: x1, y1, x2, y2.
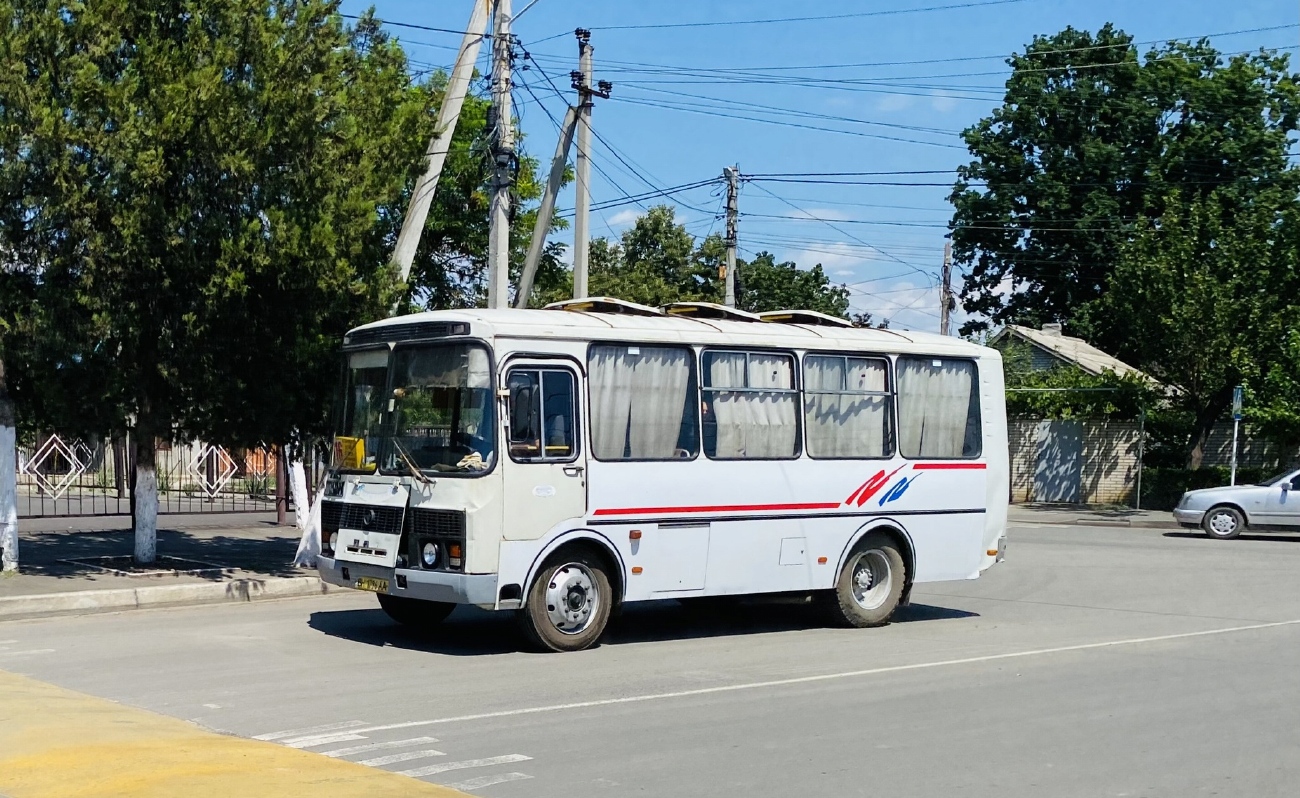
(486, 0, 514, 309)
(571, 29, 611, 299)
(723, 166, 740, 307)
(391, 0, 491, 295)
(939, 238, 954, 336)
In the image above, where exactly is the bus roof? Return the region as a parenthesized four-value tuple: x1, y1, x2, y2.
(346, 308, 993, 358)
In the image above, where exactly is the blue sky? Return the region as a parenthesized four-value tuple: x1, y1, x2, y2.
(338, 0, 1299, 330)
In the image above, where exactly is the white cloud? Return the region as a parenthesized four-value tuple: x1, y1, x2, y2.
(834, 269, 855, 277)
(606, 208, 640, 228)
(874, 94, 914, 113)
(929, 93, 958, 113)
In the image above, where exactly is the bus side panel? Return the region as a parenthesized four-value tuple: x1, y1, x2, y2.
(979, 352, 1010, 571)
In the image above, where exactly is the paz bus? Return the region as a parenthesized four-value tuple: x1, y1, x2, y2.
(317, 299, 1008, 652)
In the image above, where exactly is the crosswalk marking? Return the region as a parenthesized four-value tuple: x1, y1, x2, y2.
(399, 754, 532, 779)
(358, 749, 446, 767)
(254, 720, 367, 741)
(284, 733, 368, 749)
(446, 772, 534, 792)
(0, 648, 55, 658)
(320, 737, 441, 758)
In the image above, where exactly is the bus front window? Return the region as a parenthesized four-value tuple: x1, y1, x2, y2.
(334, 349, 389, 473)
(387, 344, 495, 474)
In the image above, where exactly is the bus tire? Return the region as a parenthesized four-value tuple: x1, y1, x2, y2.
(377, 593, 455, 629)
(518, 549, 613, 652)
(826, 533, 906, 628)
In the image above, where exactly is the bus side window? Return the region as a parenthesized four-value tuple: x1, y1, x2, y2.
(896, 357, 982, 459)
(508, 368, 577, 462)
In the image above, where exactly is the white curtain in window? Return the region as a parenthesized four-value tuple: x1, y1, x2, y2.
(590, 346, 691, 459)
(897, 359, 975, 457)
(710, 353, 797, 458)
(628, 348, 691, 459)
(804, 357, 889, 457)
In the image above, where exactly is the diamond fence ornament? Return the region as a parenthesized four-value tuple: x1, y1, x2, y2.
(20, 435, 88, 499)
(187, 445, 239, 499)
(71, 439, 94, 473)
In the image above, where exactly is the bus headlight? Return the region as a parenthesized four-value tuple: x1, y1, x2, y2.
(328, 532, 338, 553)
(421, 542, 439, 568)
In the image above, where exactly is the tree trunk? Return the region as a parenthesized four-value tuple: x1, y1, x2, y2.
(275, 445, 287, 525)
(1186, 392, 1231, 470)
(133, 436, 158, 564)
(0, 395, 17, 573)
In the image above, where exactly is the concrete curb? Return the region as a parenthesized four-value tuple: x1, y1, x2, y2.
(0, 575, 339, 621)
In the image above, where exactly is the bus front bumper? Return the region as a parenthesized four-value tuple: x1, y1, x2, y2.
(317, 555, 499, 608)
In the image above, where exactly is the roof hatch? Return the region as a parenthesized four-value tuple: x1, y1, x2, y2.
(662, 302, 762, 322)
(757, 309, 855, 328)
(543, 297, 665, 316)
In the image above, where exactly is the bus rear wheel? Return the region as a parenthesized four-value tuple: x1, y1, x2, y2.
(826, 533, 906, 628)
(377, 593, 455, 629)
(518, 550, 613, 652)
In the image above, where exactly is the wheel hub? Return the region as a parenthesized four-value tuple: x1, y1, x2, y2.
(544, 563, 599, 635)
(849, 549, 892, 611)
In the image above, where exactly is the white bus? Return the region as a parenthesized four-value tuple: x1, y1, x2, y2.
(317, 299, 1008, 651)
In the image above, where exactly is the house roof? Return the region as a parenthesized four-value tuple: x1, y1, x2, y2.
(990, 324, 1155, 382)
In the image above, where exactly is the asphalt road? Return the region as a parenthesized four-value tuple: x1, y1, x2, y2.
(5, 521, 1300, 797)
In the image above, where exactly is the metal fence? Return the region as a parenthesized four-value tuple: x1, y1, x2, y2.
(16, 433, 287, 518)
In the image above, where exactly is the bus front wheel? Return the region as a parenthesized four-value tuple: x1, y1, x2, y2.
(518, 549, 613, 652)
(826, 533, 906, 628)
(377, 593, 455, 629)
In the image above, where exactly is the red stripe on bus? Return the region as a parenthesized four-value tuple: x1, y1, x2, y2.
(592, 502, 843, 517)
(912, 463, 987, 470)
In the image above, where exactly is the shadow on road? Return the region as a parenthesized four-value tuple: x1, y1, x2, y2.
(307, 599, 978, 656)
(1162, 531, 1300, 544)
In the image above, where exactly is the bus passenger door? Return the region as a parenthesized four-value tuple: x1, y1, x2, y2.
(500, 361, 588, 540)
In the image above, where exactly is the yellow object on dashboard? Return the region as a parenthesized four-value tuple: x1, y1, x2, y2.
(334, 436, 368, 470)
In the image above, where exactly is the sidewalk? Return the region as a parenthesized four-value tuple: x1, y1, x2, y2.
(0, 512, 336, 620)
(1009, 503, 1180, 529)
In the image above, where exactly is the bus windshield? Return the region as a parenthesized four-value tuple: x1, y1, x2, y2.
(334, 349, 389, 473)
(385, 343, 495, 475)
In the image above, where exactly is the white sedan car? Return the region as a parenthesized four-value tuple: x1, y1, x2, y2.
(1173, 467, 1300, 539)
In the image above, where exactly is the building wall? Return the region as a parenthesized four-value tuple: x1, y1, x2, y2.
(1009, 419, 1139, 505)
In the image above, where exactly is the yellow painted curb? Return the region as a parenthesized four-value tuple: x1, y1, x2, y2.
(0, 669, 468, 798)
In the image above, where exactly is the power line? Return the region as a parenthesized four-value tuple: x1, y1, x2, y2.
(576, 0, 1032, 32)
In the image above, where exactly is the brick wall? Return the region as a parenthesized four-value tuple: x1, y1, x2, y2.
(1009, 419, 1139, 505)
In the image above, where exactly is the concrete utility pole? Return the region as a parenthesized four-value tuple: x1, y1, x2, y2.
(571, 29, 611, 299)
(516, 105, 578, 308)
(486, 0, 515, 309)
(723, 166, 740, 308)
(391, 0, 491, 294)
(939, 238, 954, 336)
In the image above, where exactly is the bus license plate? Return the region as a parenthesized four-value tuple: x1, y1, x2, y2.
(355, 576, 388, 593)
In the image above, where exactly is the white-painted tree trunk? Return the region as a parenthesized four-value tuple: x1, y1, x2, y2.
(0, 419, 18, 572)
(134, 461, 158, 564)
(290, 459, 309, 531)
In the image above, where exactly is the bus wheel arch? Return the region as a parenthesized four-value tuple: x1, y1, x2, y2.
(837, 522, 916, 605)
(518, 534, 622, 652)
(522, 531, 626, 608)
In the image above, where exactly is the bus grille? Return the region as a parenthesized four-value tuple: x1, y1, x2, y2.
(411, 508, 466, 538)
(321, 501, 404, 535)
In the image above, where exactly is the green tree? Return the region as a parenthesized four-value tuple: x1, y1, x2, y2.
(950, 26, 1300, 357)
(0, 0, 460, 560)
(584, 205, 854, 316)
(1084, 191, 1300, 467)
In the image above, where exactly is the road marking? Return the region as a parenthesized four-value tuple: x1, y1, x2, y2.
(399, 755, 532, 778)
(0, 639, 17, 645)
(321, 737, 441, 758)
(351, 618, 1300, 733)
(0, 648, 55, 658)
(254, 719, 367, 741)
(445, 772, 534, 791)
(284, 733, 368, 748)
(203, 703, 222, 709)
(359, 749, 446, 767)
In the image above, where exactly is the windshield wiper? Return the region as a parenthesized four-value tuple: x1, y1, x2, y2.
(389, 438, 436, 485)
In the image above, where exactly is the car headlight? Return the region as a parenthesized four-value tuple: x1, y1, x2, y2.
(421, 541, 439, 568)
(328, 531, 339, 552)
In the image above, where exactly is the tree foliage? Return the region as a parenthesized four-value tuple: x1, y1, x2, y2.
(575, 205, 853, 317)
(953, 26, 1300, 466)
(0, 1, 558, 449)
